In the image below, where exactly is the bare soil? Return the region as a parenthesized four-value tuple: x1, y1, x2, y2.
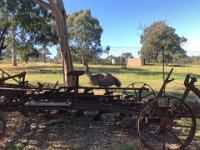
(0, 111, 200, 150)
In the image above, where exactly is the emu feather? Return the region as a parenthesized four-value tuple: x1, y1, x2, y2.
(84, 62, 121, 88)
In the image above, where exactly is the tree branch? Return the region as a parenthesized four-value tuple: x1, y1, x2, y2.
(32, 0, 51, 10)
(48, 0, 63, 20)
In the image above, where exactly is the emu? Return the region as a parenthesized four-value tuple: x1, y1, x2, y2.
(84, 61, 121, 89)
(83, 61, 121, 120)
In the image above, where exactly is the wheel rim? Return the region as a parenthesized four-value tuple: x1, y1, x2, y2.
(123, 82, 155, 102)
(137, 96, 196, 150)
(122, 83, 137, 101)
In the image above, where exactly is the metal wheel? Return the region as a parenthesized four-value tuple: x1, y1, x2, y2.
(137, 96, 196, 150)
(0, 111, 6, 140)
(122, 82, 155, 102)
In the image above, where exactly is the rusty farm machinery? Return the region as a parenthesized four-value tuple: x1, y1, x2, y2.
(0, 67, 200, 150)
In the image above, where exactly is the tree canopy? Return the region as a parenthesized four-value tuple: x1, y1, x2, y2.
(121, 52, 133, 58)
(67, 9, 106, 63)
(0, 0, 57, 65)
(139, 21, 187, 64)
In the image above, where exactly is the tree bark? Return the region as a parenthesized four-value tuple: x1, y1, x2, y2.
(11, 29, 17, 66)
(43, 46, 47, 63)
(43, 52, 46, 63)
(33, 0, 74, 86)
(81, 54, 84, 64)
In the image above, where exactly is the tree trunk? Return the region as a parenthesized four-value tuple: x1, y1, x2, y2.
(81, 54, 84, 64)
(33, 0, 75, 86)
(59, 34, 73, 85)
(11, 29, 17, 66)
(43, 49, 46, 63)
(93, 55, 96, 64)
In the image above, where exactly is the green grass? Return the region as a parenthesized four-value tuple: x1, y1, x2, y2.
(1, 63, 200, 97)
(1, 62, 200, 145)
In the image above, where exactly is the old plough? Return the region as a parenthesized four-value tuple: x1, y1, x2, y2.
(0, 68, 200, 150)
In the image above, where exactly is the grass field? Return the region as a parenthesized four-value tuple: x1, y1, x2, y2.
(1, 62, 200, 98)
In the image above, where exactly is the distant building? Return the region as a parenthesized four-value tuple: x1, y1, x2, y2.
(126, 57, 145, 67)
(111, 58, 116, 65)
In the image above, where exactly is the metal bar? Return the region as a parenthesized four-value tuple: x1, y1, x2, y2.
(157, 68, 174, 97)
(0, 103, 139, 115)
(58, 86, 149, 91)
(0, 69, 26, 84)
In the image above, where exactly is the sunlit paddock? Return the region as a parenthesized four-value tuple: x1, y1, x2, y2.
(0, 63, 200, 98)
(1, 62, 200, 111)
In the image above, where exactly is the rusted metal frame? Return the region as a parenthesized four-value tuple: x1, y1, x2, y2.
(137, 95, 197, 150)
(157, 68, 174, 97)
(0, 69, 26, 85)
(58, 86, 149, 99)
(59, 86, 149, 91)
(0, 82, 149, 111)
(145, 106, 194, 118)
(183, 74, 200, 100)
(28, 90, 95, 101)
(181, 75, 200, 119)
(0, 103, 140, 115)
(0, 82, 149, 95)
(0, 86, 60, 92)
(0, 89, 121, 107)
(74, 96, 121, 106)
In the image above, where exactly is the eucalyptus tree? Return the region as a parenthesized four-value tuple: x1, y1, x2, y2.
(33, 0, 74, 86)
(0, 0, 57, 66)
(39, 45, 52, 63)
(67, 9, 105, 63)
(139, 21, 187, 64)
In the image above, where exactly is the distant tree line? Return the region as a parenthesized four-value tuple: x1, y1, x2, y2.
(0, 1, 199, 66)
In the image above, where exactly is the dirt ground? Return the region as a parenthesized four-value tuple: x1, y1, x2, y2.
(0, 111, 200, 150)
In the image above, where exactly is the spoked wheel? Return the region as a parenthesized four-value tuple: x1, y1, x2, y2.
(0, 111, 6, 140)
(122, 85, 137, 101)
(122, 82, 155, 102)
(137, 96, 196, 150)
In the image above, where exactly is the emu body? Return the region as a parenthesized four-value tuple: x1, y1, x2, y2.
(84, 62, 121, 88)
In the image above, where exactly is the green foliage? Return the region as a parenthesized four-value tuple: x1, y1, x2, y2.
(187, 56, 200, 64)
(0, 0, 57, 65)
(157, 52, 173, 65)
(121, 52, 134, 58)
(67, 9, 107, 63)
(18, 47, 39, 63)
(39, 45, 52, 63)
(140, 21, 187, 64)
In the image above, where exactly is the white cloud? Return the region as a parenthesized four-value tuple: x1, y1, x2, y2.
(183, 39, 200, 51)
(182, 38, 200, 56)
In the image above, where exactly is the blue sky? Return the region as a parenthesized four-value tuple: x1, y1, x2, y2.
(60, 0, 200, 58)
